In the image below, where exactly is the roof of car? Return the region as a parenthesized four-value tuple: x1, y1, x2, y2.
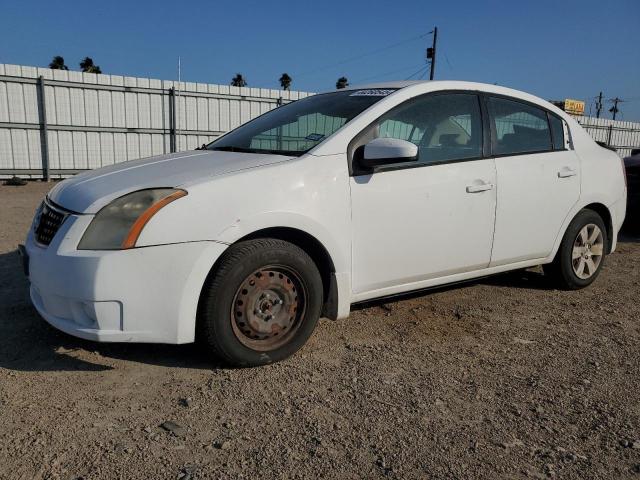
(342, 81, 424, 90)
(338, 80, 559, 113)
(342, 80, 517, 92)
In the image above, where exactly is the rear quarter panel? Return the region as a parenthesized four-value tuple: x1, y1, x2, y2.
(560, 116, 627, 250)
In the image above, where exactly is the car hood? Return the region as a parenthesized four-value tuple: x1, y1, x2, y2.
(48, 150, 293, 214)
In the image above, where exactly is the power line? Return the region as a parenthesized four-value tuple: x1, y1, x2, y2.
(405, 65, 430, 80)
(294, 31, 432, 78)
(443, 51, 453, 71)
(351, 64, 426, 84)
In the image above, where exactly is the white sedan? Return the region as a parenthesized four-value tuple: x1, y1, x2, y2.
(22, 81, 627, 366)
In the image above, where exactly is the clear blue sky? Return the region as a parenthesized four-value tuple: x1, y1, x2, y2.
(1, 0, 639, 120)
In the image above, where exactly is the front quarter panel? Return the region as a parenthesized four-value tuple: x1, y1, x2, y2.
(135, 154, 352, 276)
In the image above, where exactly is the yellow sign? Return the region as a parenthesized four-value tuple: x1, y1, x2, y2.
(564, 99, 585, 116)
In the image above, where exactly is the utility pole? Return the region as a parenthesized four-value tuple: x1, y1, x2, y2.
(609, 97, 623, 120)
(426, 26, 438, 80)
(595, 91, 603, 118)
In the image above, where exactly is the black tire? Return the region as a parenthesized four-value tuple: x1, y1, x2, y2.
(544, 209, 608, 290)
(197, 238, 323, 367)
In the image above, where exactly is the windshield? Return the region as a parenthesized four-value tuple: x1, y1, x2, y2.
(206, 89, 397, 156)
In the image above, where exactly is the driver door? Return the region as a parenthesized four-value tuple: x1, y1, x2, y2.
(349, 92, 497, 296)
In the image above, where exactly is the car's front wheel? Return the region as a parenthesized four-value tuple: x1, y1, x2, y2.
(198, 238, 323, 367)
(545, 209, 608, 289)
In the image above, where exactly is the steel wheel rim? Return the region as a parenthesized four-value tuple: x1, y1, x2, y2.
(231, 265, 307, 351)
(572, 223, 604, 280)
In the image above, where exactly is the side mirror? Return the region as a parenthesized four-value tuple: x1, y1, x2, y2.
(360, 138, 418, 168)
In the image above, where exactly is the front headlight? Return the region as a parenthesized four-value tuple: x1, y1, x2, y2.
(78, 188, 187, 250)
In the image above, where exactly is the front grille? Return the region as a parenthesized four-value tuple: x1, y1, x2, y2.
(35, 201, 68, 246)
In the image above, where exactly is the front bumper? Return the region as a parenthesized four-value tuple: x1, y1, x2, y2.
(25, 214, 227, 344)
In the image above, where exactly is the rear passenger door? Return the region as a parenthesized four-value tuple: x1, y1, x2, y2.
(488, 96, 580, 266)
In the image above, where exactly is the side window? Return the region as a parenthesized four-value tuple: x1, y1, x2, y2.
(355, 93, 483, 168)
(548, 113, 565, 150)
(488, 97, 552, 155)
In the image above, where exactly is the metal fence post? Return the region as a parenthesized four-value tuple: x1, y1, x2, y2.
(36, 75, 50, 181)
(169, 87, 176, 153)
(607, 124, 613, 147)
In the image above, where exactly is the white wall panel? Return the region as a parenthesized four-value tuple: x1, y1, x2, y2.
(87, 132, 101, 168)
(11, 129, 29, 169)
(47, 131, 59, 169)
(240, 100, 251, 124)
(27, 129, 41, 169)
(150, 94, 163, 129)
(72, 131, 88, 169)
(100, 132, 114, 166)
(229, 100, 240, 129)
(0, 129, 13, 168)
(197, 97, 208, 131)
(151, 134, 164, 156)
(208, 98, 220, 132)
(7, 83, 25, 123)
(23, 84, 39, 124)
(54, 87, 72, 125)
(0, 83, 9, 122)
(219, 99, 230, 132)
(126, 133, 139, 160)
(138, 93, 151, 129)
(113, 133, 127, 163)
(69, 88, 86, 125)
(186, 96, 197, 130)
(57, 131, 74, 169)
(139, 133, 152, 158)
(44, 86, 57, 124)
(98, 90, 112, 127)
(85, 89, 99, 126)
(112, 91, 126, 128)
(124, 92, 138, 128)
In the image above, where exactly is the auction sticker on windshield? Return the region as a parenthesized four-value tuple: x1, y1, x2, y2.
(349, 89, 396, 96)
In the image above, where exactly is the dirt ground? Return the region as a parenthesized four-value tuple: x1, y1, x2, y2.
(0, 181, 639, 480)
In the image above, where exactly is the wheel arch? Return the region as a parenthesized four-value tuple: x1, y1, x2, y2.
(198, 226, 341, 324)
(549, 201, 615, 263)
(582, 202, 614, 254)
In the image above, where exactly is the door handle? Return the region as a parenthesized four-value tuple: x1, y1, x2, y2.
(558, 167, 577, 178)
(466, 182, 494, 193)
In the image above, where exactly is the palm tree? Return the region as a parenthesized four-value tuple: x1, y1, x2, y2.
(279, 73, 292, 90)
(231, 73, 247, 87)
(336, 76, 349, 89)
(79, 57, 102, 74)
(49, 56, 68, 70)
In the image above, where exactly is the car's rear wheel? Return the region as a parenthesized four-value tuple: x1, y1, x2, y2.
(198, 238, 323, 367)
(545, 209, 608, 289)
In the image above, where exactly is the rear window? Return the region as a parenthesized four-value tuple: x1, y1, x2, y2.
(488, 97, 553, 155)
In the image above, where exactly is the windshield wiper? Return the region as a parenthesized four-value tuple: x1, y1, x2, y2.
(208, 145, 303, 157)
(208, 146, 255, 153)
